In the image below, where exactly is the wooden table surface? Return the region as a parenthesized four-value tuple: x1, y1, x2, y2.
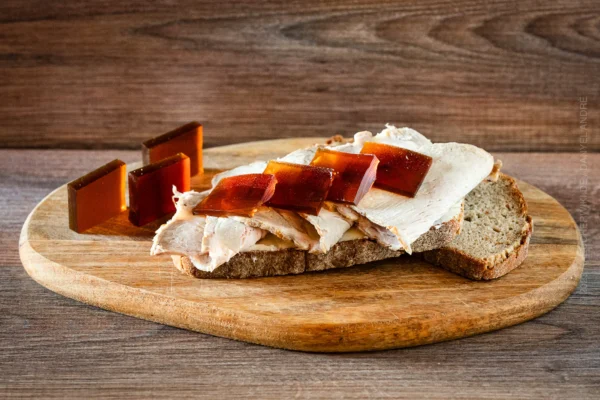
(1, 0, 598, 152)
(1, 149, 598, 399)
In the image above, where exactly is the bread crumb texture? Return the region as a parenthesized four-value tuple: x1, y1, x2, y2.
(446, 174, 531, 267)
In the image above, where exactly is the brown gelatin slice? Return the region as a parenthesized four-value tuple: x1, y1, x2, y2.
(310, 148, 379, 205)
(193, 174, 277, 217)
(263, 161, 334, 215)
(68, 159, 127, 233)
(360, 142, 432, 197)
(142, 122, 203, 176)
(129, 153, 191, 227)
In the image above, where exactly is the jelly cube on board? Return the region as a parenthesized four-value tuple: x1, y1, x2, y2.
(67, 159, 127, 233)
(360, 142, 432, 198)
(310, 148, 379, 205)
(142, 122, 203, 176)
(193, 174, 277, 217)
(128, 153, 191, 226)
(263, 161, 334, 215)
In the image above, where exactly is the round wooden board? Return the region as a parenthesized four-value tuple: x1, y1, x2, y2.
(20, 139, 584, 352)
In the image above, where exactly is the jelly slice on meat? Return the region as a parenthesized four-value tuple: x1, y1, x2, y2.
(129, 153, 191, 226)
(142, 122, 203, 176)
(68, 159, 127, 233)
(263, 161, 334, 215)
(193, 174, 277, 217)
(360, 142, 432, 197)
(310, 148, 379, 205)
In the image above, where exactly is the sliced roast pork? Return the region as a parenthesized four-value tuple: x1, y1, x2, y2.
(151, 189, 267, 272)
(332, 126, 493, 253)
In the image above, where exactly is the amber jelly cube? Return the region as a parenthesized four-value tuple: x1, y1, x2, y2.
(142, 122, 203, 176)
(193, 174, 277, 217)
(263, 161, 334, 215)
(360, 142, 432, 198)
(310, 148, 379, 205)
(68, 159, 127, 233)
(128, 153, 191, 226)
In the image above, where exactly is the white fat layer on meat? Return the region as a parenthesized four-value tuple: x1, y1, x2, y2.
(334, 125, 493, 253)
(171, 188, 209, 220)
(151, 187, 267, 272)
(244, 233, 295, 251)
(232, 207, 319, 251)
(211, 161, 268, 187)
(330, 125, 431, 154)
(339, 227, 368, 242)
(198, 216, 266, 270)
(151, 217, 207, 263)
(278, 147, 318, 165)
(151, 188, 208, 258)
(335, 205, 400, 249)
(301, 207, 353, 252)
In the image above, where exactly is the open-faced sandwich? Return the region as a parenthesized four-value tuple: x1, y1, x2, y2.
(151, 125, 532, 280)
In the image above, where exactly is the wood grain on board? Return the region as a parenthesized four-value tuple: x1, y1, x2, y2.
(1, 149, 599, 398)
(0, 0, 598, 151)
(17, 139, 584, 353)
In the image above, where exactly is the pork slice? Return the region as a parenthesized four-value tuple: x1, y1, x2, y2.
(198, 216, 266, 271)
(349, 141, 493, 253)
(233, 207, 319, 251)
(151, 188, 266, 272)
(301, 206, 352, 253)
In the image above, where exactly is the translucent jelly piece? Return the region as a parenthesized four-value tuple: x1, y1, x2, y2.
(360, 142, 432, 197)
(193, 174, 277, 217)
(310, 148, 379, 205)
(263, 161, 334, 215)
(142, 122, 203, 176)
(68, 159, 127, 233)
(129, 153, 191, 226)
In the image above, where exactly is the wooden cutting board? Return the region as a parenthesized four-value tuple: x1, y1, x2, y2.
(19, 138, 584, 352)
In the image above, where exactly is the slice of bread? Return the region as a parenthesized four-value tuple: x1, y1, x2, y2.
(172, 205, 463, 279)
(421, 173, 533, 280)
(172, 173, 532, 280)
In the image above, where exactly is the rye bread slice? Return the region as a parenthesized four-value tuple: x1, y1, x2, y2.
(421, 173, 533, 280)
(172, 204, 463, 279)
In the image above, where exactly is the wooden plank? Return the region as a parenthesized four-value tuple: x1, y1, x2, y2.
(1, 150, 599, 397)
(0, 0, 598, 151)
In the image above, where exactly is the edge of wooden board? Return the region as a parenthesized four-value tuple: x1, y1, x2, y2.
(19, 173, 584, 352)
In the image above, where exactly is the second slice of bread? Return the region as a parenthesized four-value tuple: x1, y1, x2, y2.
(421, 174, 533, 280)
